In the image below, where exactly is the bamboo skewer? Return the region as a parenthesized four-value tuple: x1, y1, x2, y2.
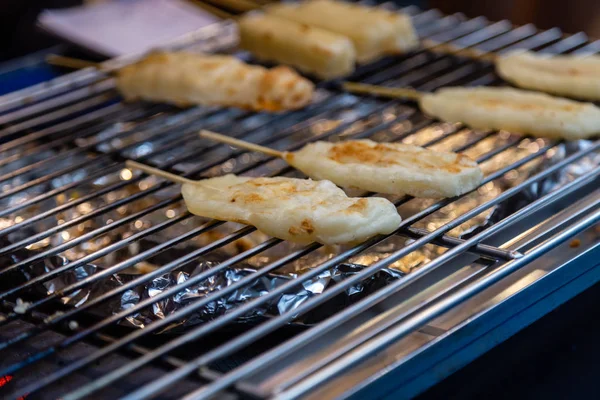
(46, 54, 105, 71)
(188, 0, 239, 19)
(201, 0, 260, 12)
(342, 82, 423, 101)
(421, 39, 498, 63)
(199, 130, 284, 158)
(126, 160, 198, 185)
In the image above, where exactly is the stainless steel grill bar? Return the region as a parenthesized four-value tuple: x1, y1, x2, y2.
(361, 18, 491, 84)
(0, 102, 125, 152)
(0, 106, 166, 183)
(0, 106, 224, 200)
(15, 305, 192, 373)
(0, 69, 102, 114)
(0, 164, 123, 217)
(0, 92, 116, 142)
(0, 111, 478, 302)
(0, 212, 194, 302)
(403, 227, 522, 260)
(538, 31, 589, 53)
(0, 78, 115, 126)
(572, 39, 600, 54)
(0, 104, 148, 169)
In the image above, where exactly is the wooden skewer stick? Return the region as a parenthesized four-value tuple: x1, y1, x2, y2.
(46, 54, 105, 71)
(342, 82, 423, 101)
(126, 160, 198, 185)
(201, 0, 260, 12)
(421, 39, 498, 63)
(199, 130, 284, 158)
(188, 0, 238, 19)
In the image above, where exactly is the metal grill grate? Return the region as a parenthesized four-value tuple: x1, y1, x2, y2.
(0, 5, 599, 399)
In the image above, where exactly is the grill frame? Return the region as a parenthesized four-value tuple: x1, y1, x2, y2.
(0, 4, 599, 399)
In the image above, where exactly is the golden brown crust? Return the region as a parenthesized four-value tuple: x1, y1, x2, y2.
(288, 218, 315, 236)
(347, 198, 368, 213)
(327, 141, 477, 174)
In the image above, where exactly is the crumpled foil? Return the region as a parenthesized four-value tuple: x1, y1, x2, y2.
(2, 101, 598, 333)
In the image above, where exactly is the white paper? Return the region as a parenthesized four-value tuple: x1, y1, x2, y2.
(38, 0, 220, 57)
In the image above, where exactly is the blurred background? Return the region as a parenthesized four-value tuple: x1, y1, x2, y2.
(2, 0, 600, 62)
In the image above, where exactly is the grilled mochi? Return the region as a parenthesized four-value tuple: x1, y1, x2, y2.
(496, 51, 600, 101)
(283, 139, 483, 198)
(116, 51, 314, 111)
(181, 175, 401, 245)
(266, 0, 418, 63)
(420, 86, 600, 140)
(238, 13, 356, 79)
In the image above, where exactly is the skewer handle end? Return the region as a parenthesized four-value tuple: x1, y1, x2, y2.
(199, 130, 284, 158)
(125, 160, 197, 185)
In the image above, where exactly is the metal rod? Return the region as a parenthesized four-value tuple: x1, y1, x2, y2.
(0, 93, 116, 143)
(402, 227, 523, 260)
(0, 79, 115, 126)
(0, 102, 125, 153)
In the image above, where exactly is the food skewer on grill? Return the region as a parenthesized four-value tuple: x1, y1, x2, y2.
(238, 12, 357, 79)
(495, 51, 600, 101)
(47, 52, 315, 112)
(263, 0, 419, 63)
(199, 130, 484, 198)
(343, 82, 600, 140)
(125, 161, 402, 245)
(413, 40, 600, 101)
(190, 1, 358, 79)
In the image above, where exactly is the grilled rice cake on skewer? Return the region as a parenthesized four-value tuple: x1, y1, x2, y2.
(496, 51, 600, 101)
(343, 83, 600, 140)
(419, 86, 600, 140)
(406, 42, 600, 101)
(200, 131, 483, 198)
(238, 12, 356, 79)
(126, 161, 401, 245)
(266, 0, 418, 63)
(116, 52, 314, 111)
(285, 140, 483, 198)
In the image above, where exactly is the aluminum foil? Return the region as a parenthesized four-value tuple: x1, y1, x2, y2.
(2, 101, 598, 334)
(5, 245, 402, 331)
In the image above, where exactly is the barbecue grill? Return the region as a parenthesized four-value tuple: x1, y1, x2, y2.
(1, 4, 599, 399)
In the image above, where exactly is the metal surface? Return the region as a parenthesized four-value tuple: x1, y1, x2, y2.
(0, 4, 599, 400)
